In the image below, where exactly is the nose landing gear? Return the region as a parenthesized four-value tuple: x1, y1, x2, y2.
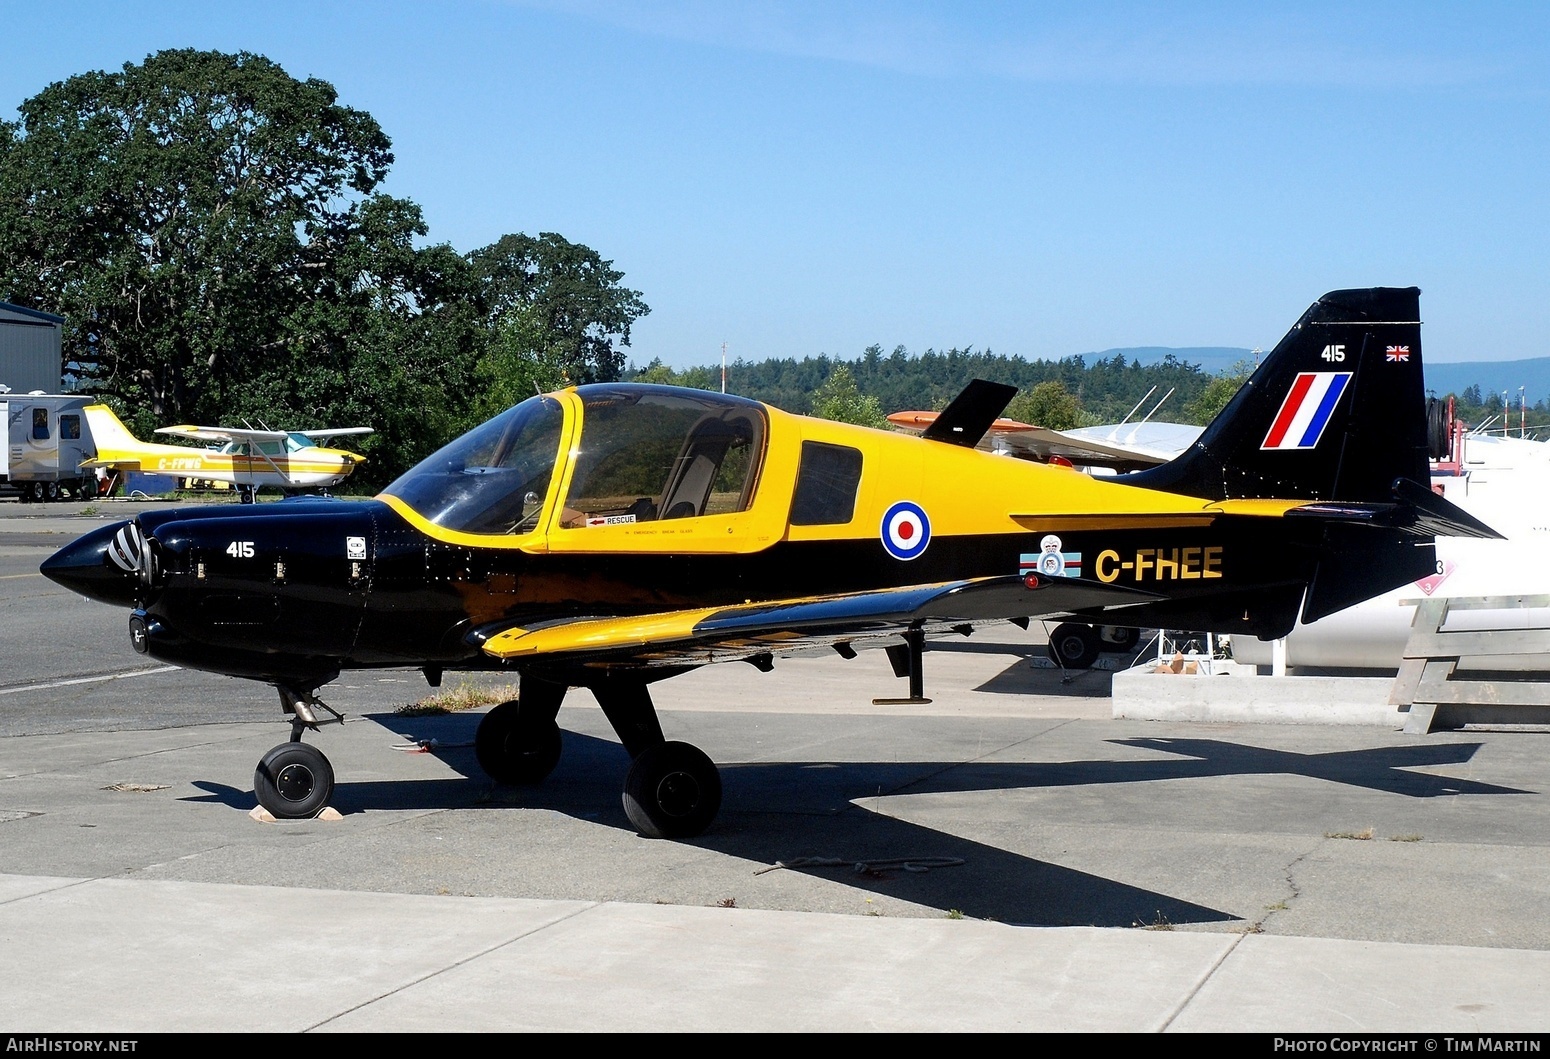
(253, 684, 344, 819)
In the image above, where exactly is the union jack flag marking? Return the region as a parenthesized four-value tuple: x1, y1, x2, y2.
(1262, 372, 1352, 450)
(1386, 345, 1410, 362)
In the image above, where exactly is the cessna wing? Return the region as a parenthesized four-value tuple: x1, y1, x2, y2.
(155, 425, 290, 444)
(475, 574, 1160, 668)
(295, 427, 374, 442)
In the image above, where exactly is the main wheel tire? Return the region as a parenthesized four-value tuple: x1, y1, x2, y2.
(254, 742, 335, 819)
(1099, 626, 1140, 652)
(475, 699, 563, 785)
(1047, 622, 1102, 669)
(623, 741, 722, 840)
(44, 482, 60, 501)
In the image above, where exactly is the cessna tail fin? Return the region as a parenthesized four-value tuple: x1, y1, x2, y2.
(81, 404, 148, 466)
(1130, 287, 1429, 503)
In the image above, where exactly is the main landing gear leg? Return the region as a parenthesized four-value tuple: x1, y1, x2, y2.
(474, 675, 566, 785)
(593, 678, 721, 840)
(874, 627, 932, 705)
(253, 685, 344, 819)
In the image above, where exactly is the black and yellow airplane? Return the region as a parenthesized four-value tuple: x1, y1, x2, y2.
(42, 288, 1499, 838)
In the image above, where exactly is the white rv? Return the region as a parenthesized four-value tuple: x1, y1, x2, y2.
(0, 391, 99, 501)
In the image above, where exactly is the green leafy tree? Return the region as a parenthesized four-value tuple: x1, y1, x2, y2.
(626, 358, 719, 392)
(1183, 359, 1254, 424)
(1005, 380, 1086, 430)
(467, 232, 649, 390)
(0, 49, 396, 430)
(810, 364, 889, 428)
(0, 49, 503, 485)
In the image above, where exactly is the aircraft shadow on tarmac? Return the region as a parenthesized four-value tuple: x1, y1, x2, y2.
(186, 716, 1527, 929)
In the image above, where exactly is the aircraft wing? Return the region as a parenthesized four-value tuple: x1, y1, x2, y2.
(994, 423, 1203, 471)
(475, 574, 1160, 668)
(888, 409, 1202, 471)
(295, 427, 374, 441)
(155, 425, 289, 443)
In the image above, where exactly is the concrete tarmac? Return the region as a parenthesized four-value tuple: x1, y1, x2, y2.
(3, 500, 1549, 1033)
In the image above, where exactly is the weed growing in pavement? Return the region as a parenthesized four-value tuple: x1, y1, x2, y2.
(397, 681, 517, 715)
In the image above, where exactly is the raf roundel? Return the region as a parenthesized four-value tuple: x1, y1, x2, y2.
(880, 501, 931, 561)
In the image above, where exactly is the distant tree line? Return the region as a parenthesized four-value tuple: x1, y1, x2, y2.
(629, 348, 1256, 430)
(0, 49, 648, 486)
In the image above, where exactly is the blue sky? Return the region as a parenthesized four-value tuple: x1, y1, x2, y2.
(3, 1, 1547, 368)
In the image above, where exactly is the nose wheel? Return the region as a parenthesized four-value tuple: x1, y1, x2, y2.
(254, 684, 344, 819)
(254, 741, 335, 818)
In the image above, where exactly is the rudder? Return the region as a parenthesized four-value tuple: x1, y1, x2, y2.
(1131, 287, 1428, 504)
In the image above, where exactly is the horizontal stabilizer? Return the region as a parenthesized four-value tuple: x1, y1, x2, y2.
(1285, 477, 1504, 540)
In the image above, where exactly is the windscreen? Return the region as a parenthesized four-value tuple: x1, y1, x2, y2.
(381, 395, 566, 535)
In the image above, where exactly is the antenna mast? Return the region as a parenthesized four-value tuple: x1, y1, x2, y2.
(721, 342, 727, 394)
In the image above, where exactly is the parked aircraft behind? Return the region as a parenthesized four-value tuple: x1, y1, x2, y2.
(82, 406, 371, 502)
(42, 288, 1495, 839)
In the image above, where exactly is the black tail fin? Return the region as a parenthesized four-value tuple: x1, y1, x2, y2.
(1131, 287, 1429, 503)
(1129, 287, 1503, 625)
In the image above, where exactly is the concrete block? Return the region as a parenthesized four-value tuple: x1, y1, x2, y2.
(1112, 669, 1402, 726)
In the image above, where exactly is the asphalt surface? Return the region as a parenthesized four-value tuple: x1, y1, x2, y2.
(2, 497, 1549, 1034)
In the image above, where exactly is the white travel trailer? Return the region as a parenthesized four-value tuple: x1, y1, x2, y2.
(0, 391, 100, 501)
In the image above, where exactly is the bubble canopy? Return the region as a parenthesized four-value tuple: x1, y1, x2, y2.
(381, 386, 767, 537)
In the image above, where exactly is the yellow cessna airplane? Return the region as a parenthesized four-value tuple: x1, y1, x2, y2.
(44, 288, 1499, 838)
(81, 405, 371, 502)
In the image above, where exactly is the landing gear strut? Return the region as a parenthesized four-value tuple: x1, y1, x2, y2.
(253, 684, 344, 819)
(473, 673, 723, 839)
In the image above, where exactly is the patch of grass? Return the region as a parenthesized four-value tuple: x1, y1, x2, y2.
(1389, 834, 1423, 842)
(716, 897, 736, 908)
(1134, 911, 1173, 931)
(1325, 828, 1375, 841)
(946, 909, 965, 920)
(397, 681, 517, 716)
(79, 505, 99, 516)
(1265, 901, 1289, 912)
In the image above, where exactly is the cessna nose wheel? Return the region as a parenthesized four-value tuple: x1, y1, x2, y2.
(254, 742, 335, 819)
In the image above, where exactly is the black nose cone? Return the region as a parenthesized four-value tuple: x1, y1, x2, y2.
(41, 521, 143, 607)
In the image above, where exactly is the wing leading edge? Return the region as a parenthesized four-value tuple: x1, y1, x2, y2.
(475, 574, 1160, 668)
